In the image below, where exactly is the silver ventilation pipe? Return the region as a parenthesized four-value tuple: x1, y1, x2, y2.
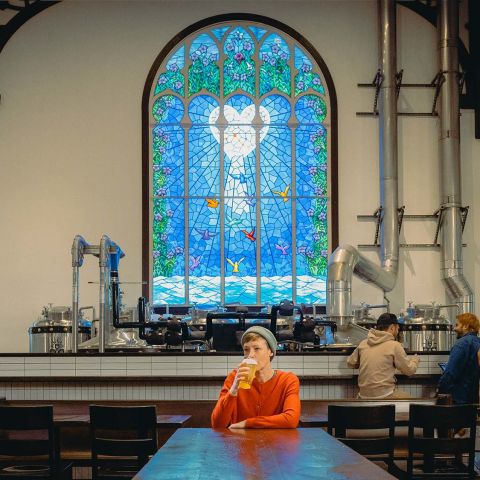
(327, 0, 399, 326)
(437, 0, 474, 313)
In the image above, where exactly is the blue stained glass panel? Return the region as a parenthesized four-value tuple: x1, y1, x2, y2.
(249, 26, 267, 40)
(223, 28, 256, 96)
(259, 34, 291, 96)
(295, 94, 327, 124)
(152, 95, 184, 123)
(188, 199, 221, 305)
(188, 33, 220, 96)
(152, 198, 185, 304)
(260, 95, 291, 125)
(294, 46, 325, 96)
(188, 95, 219, 124)
(152, 125, 184, 198)
(260, 197, 292, 303)
(296, 196, 327, 303)
(154, 47, 185, 97)
(212, 26, 230, 41)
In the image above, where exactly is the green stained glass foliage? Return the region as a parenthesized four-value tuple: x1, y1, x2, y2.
(223, 28, 256, 96)
(188, 33, 220, 97)
(294, 46, 325, 96)
(155, 46, 185, 97)
(259, 34, 291, 96)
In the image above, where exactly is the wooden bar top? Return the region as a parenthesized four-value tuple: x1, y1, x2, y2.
(133, 428, 395, 480)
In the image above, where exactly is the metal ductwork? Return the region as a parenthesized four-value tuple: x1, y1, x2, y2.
(327, 0, 399, 327)
(437, 0, 474, 313)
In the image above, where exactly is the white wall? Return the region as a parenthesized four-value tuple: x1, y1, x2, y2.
(0, 0, 478, 352)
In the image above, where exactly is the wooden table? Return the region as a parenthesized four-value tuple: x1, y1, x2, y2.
(300, 399, 435, 427)
(54, 414, 191, 428)
(133, 428, 395, 480)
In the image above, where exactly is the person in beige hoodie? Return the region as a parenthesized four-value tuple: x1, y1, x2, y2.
(347, 313, 419, 399)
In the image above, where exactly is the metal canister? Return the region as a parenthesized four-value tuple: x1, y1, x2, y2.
(29, 305, 91, 353)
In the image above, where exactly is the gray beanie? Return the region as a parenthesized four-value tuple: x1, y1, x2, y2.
(241, 326, 278, 357)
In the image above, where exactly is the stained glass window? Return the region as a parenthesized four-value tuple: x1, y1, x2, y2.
(149, 21, 332, 306)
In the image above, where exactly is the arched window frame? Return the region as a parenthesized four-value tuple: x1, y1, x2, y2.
(141, 13, 338, 305)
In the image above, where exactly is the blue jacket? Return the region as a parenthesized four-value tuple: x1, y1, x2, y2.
(438, 332, 480, 404)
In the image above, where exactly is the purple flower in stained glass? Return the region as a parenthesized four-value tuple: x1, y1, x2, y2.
(318, 212, 327, 221)
(158, 75, 167, 84)
(297, 246, 307, 255)
(269, 57, 276, 66)
(191, 53, 199, 61)
(280, 52, 288, 60)
(160, 233, 167, 241)
(175, 246, 184, 255)
(243, 41, 252, 51)
(165, 99, 172, 107)
(154, 213, 163, 221)
(166, 210, 174, 218)
(314, 146, 321, 154)
(313, 77, 321, 85)
(153, 165, 161, 172)
(306, 250, 314, 259)
(202, 58, 209, 66)
(262, 53, 269, 61)
(307, 100, 314, 107)
(233, 52, 244, 63)
(315, 187, 324, 196)
(158, 146, 166, 154)
(153, 250, 160, 259)
(297, 81, 305, 90)
(162, 167, 172, 175)
(321, 250, 328, 258)
(156, 188, 167, 196)
(226, 43, 234, 52)
(199, 45, 207, 53)
(167, 63, 178, 72)
(307, 208, 314, 217)
(308, 166, 317, 175)
(173, 81, 182, 90)
(210, 54, 217, 62)
(319, 164, 327, 171)
(162, 134, 169, 142)
(301, 63, 311, 73)
(313, 233, 321, 241)
(166, 251, 174, 259)
(271, 45, 280, 54)
(309, 133, 316, 142)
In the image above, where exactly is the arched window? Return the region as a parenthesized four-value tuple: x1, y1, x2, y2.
(142, 15, 337, 306)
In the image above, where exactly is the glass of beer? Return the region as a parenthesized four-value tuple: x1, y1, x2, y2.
(239, 358, 257, 389)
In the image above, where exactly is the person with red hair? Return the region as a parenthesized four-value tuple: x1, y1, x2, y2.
(438, 313, 480, 404)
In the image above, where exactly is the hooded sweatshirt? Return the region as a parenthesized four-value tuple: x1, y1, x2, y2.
(347, 329, 419, 399)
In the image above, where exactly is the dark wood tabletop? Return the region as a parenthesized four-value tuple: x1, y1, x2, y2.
(54, 414, 191, 428)
(133, 428, 395, 480)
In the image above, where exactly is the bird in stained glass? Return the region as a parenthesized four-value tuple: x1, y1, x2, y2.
(226, 257, 245, 273)
(272, 185, 290, 203)
(195, 228, 218, 240)
(241, 228, 256, 242)
(275, 243, 290, 255)
(189, 255, 202, 271)
(225, 214, 242, 229)
(205, 196, 219, 208)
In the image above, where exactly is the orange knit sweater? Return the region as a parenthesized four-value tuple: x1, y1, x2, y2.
(211, 370, 301, 428)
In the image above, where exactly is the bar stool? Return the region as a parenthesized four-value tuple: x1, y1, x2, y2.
(89, 405, 158, 480)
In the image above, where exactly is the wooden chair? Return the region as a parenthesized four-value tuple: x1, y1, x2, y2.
(0, 405, 62, 479)
(89, 405, 158, 480)
(327, 404, 396, 473)
(406, 404, 477, 479)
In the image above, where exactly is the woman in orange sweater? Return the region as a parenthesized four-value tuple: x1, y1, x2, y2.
(211, 326, 301, 429)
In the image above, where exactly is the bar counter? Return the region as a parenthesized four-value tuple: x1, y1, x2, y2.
(0, 352, 443, 402)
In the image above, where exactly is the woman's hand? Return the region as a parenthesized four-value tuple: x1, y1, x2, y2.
(229, 362, 251, 396)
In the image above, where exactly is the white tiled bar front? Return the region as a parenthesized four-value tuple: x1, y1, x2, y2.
(0, 353, 445, 401)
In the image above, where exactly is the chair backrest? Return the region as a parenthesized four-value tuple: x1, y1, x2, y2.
(327, 404, 396, 458)
(408, 404, 477, 478)
(0, 405, 56, 478)
(89, 405, 158, 458)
